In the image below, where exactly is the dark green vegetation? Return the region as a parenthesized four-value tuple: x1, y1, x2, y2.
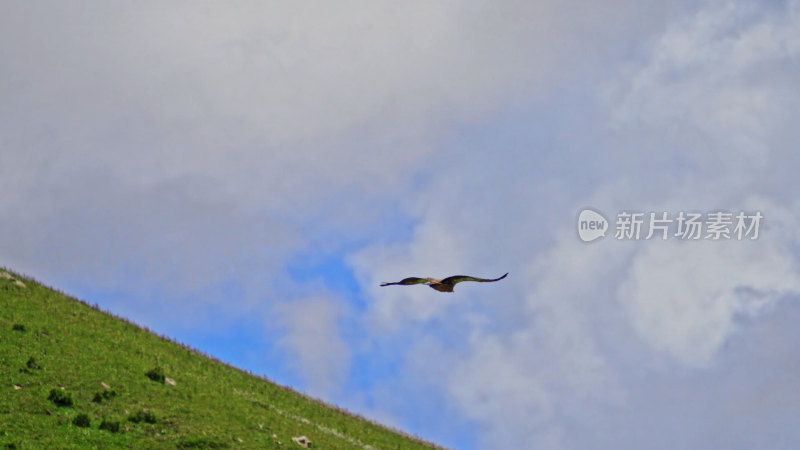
(0, 269, 442, 449)
(72, 414, 90, 428)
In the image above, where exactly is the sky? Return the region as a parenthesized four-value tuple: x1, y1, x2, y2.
(2, 1, 800, 448)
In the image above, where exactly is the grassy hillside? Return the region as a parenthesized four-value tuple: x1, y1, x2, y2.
(0, 269, 442, 449)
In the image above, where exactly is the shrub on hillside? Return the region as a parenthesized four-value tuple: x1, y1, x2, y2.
(72, 414, 90, 428)
(92, 389, 117, 403)
(128, 409, 157, 424)
(99, 420, 120, 433)
(47, 389, 73, 407)
(12, 324, 25, 332)
(26, 357, 41, 370)
(145, 366, 165, 383)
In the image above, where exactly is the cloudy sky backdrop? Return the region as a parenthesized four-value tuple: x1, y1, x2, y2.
(3, 1, 800, 448)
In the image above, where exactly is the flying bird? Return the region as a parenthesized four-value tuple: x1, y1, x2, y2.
(380, 273, 508, 292)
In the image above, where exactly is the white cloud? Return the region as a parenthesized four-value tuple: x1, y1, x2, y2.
(619, 236, 800, 366)
(612, 0, 800, 179)
(0, 0, 642, 289)
(608, 1, 800, 367)
(274, 296, 351, 397)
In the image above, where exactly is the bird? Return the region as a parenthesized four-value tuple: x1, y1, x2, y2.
(380, 273, 508, 292)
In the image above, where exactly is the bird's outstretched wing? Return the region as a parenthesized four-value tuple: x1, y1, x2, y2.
(440, 273, 508, 286)
(380, 277, 429, 287)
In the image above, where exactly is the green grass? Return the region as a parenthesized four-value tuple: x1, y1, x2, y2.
(0, 269, 443, 449)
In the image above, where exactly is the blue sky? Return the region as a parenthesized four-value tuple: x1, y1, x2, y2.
(3, 1, 800, 448)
